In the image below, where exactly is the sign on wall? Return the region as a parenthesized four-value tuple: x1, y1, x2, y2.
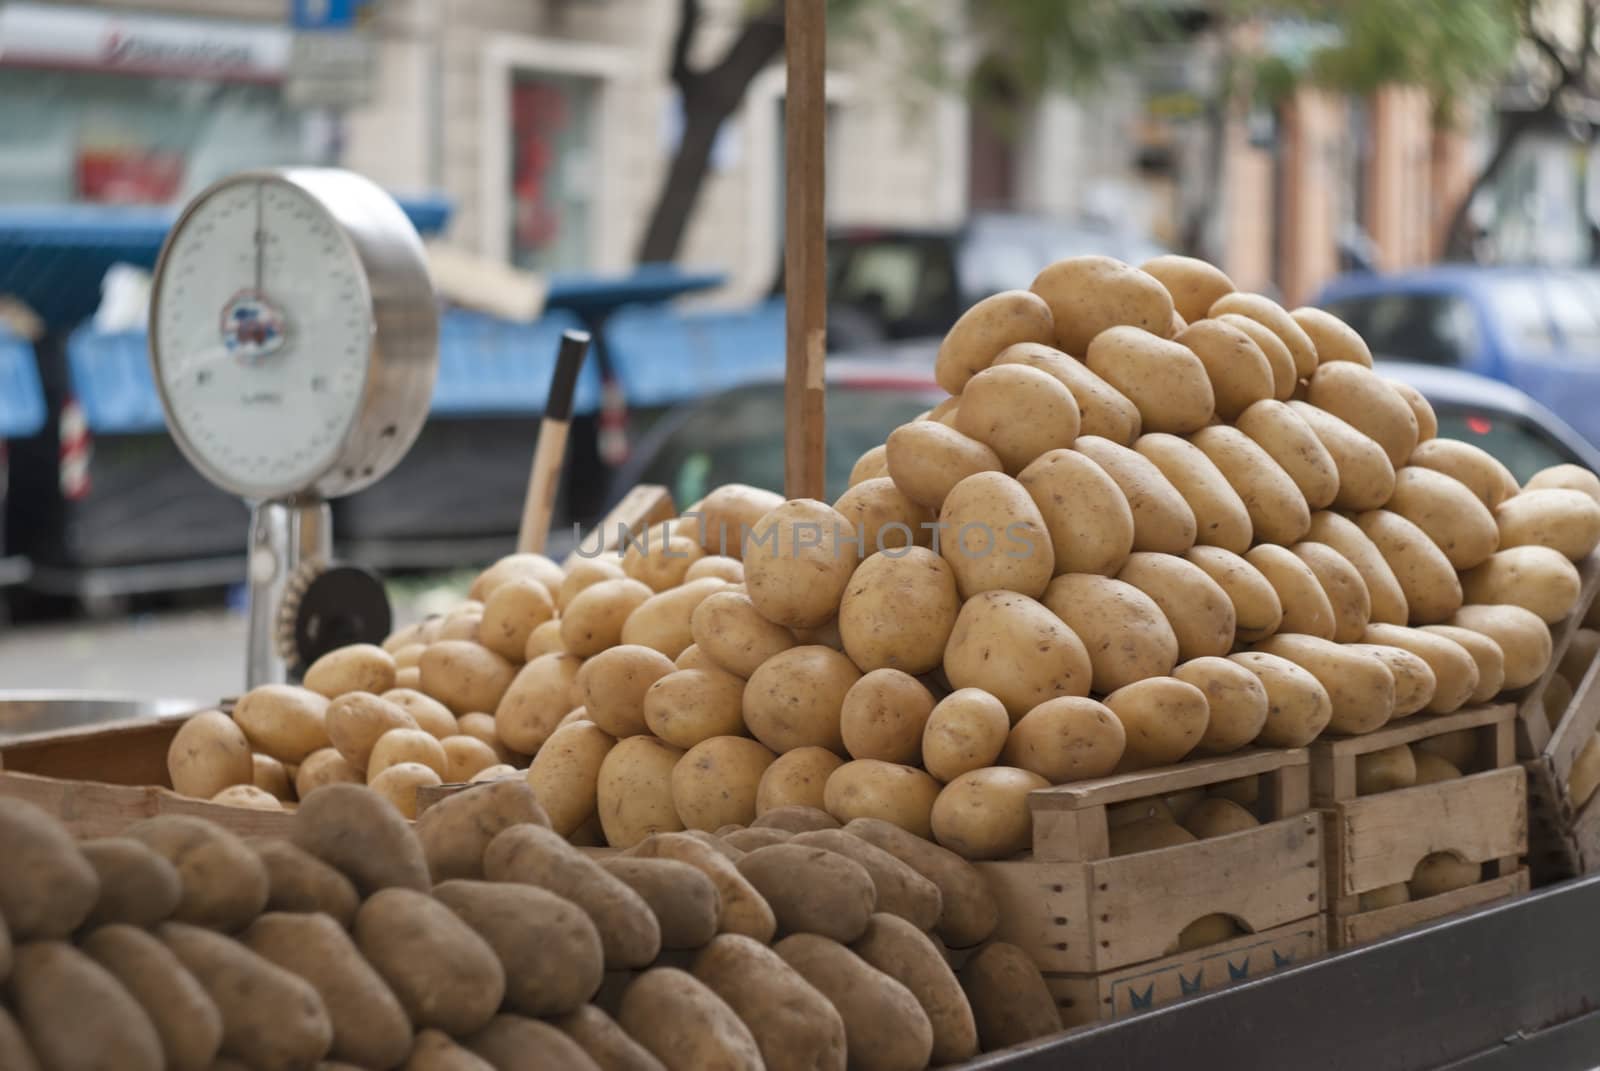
(0, 2, 290, 82)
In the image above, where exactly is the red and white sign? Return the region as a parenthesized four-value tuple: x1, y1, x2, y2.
(0, 2, 290, 82)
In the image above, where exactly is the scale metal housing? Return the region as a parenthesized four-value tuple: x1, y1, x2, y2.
(149, 168, 438, 686)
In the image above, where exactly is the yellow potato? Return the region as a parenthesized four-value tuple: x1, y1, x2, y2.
(524, 619, 565, 659)
(1173, 319, 1273, 422)
(1235, 400, 1339, 510)
(1001, 696, 1125, 782)
(833, 478, 931, 558)
(675, 645, 718, 672)
(367, 728, 449, 782)
(1117, 552, 1235, 661)
(743, 500, 863, 630)
(1085, 326, 1214, 435)
(1103, 677, 1209, 769)
(1182, 546, 1282, 642)
(643, 668, 748, 750)
(686, 555, 744, 584)
(933, 289, 1055, 393)
(1306, 362, 1418, 468)
(1135, 433, 1252, 553)
(1544, 670, 1574, 730)
(621, 577, 731, 659)
(1410, 852, 1481, 898)
(1042, 573, 1179, 692)
(1408, 439, 1518, 510)
(1526, 463, 1600, 505)
(1419, 624, 1507, 704)
(1291, 542, 1372, 643)
(1346, 644, 1436, 718)
(1191, 425, 1311, 545)
(368, 762, 443, 819)
(1074, 435, 1197, 554)
(1181, 798, 1260, 840)
(1290, 306, 1372, 367)
(1228, 652, 1333, 746)
(1362, 623, 1478, 715)
(1413, 751, 1463, 784)
(303, 643, 396, 699)
(557, 558, 627, 612)
(382, 688, 458, 739)
(1356, 510, 1464, 625)
(672, 736, 776, 831)
(1210, 292, 1318, 378)
(1216, 313, 1296, 400)
(1448, 604, 1552, 690)
(232, 685, 331, 765)
(993, 342, 1143, 444)
(1245, 544, 1337, 640)
(439, 735, 500, 786)
(886, 421, 1003, 512)
(167, 710, 254, 800)
(937, 472, 1053, 600)
(1017, 448, 1136, 575)
(680, 484, 786, 559)
(623, 533, 706, 593)
(690, 591, 796, 680)
(1463, 546, 1582, 624)
(743, 646, 861, 754)
(526, 720, 615, 836)
(494, 652, 582, 755)
(1030, 255, 1175, 356)
(1306, 511, 1409, 626)
(596, 735, 686, 848)
(1356, 744, 1416, 795)
(578, 644, 676, 738)
(438, 612, 482, 642)
(942, 591, 1092, 721)
(954, 364, 1080, 472)
(470, 553, 564, 603)
(294, 747, 364, 797)
(477, 579, 555, 662)
(560, 578, 654, 657)
(1140, 254, 1235, 323)
(839, 549, 961, 676)
(849, 445, 890, 488)
(823, 760, 942, 837)
(840, 669, 937, 764)
(1496, 488, 1600, 560)
(1174, 657, 1269, 754)
(922, 688, 1013, 782)
(1387, 380, 1438, 442)
(1288, 401, 1397, 511)
(930, 767, 1049, 860)
(1252, 634, 1395, 735)
(1387, 466, 1499, 570)
(1110, 816, 1197, 856)
(1569, 733, 1600, 809)
(756, 747, 847, 815)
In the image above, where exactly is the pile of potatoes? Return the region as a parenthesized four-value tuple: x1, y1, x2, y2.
(169, 252, 1600, 867)
(0, 779, 1064, 1071)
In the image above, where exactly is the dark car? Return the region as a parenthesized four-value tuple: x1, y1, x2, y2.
(775, 214, 1167, 350)
(1316, 266, 1600, 448)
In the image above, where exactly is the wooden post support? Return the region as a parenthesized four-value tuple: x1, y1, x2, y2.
(516, 330, 591, 554)
(783, 0, 826, 501)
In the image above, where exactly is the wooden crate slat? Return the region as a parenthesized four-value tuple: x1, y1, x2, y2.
(0, 768, 294, 838)
(1333, 870, 1529, 950)
(1044, 917, 1325, 1029)
(1544, 646, 1600, 785)
(1031, 748, 1306, 812)
(1516, 550, 1600, 756)
(1316, 703, 1512, 761)
(976, 859, 1094, 973)
(560, 484, 675, 568)
(1332, 766, 1527, 896)
(0, 716, 184, 788)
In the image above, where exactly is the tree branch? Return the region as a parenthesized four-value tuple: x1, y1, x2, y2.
(699, 0, 786, 114)
(669, 0, 703, 91)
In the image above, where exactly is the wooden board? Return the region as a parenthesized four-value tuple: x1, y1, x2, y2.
(1044, 917, 1325, 1029)
(561, 484, 675, 568)
(1332, 869, 1529, 950)
(979, 812, 1321, 975)
(0, 767, 294, 838)
(1515, 550, 1600, 757)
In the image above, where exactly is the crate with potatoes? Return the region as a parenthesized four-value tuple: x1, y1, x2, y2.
(11, 249, 1600, 1067)
(1311, 702, 1526, 949)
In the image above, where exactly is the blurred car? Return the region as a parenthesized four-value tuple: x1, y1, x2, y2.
(1315, 266, 1600, 448)
(774, 214, 1167, 350)
(612, 350, 1599, 511)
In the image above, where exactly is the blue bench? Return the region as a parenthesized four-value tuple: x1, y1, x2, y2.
(605, 297, 785, 407)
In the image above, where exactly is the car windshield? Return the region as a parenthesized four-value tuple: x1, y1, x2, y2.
(827, 236, 954, 330)
(1321, 293, 1479, 366)
(635, 382, 940, 507)
(1483, 274, 1600, 357)
(1433, 403, 1582, 482)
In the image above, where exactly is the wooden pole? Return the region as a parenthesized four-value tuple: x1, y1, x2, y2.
(516, 330, 591, 554)
(784, 0, 826, 501)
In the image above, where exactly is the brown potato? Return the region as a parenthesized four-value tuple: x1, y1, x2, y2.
(1075, 434, 1197, 554)
(1246, 544, 1337, 640)
(618, 967, 764, 1071)
(851, 913, 978, 1065)
(922, 688, 1013, 783)
(434, 880, 603, 1017)
(81, 923, 222, 1071)
(1348, 643, 1438, 717)
(1363, 624, 1478, 715)
(599, 857, 721, 950)
(957, 942, 1062, 1052)
(249, 755, 289, 800)
(788, 829, 941, 933)
(886, 421, 1004, 512)
(126, 815, 267, 932)
(691, 934, 847, 1071)
(1409, 438, 1519, 510)
(1291, 306, 1372, 366)
(1191, 424, 1311, 546)
(369, 763, 443, 818)
(295, 747, 364, 798)
(833, 477, 932, 558)
(743, 645, 860, 754)
(1031, 255, 1174, 356)
(1449, 603, 1553, 689)
(1420, 624, 1508, 704)
(415, 778, 548, 882)
(1307, 362, 1419, 468)
(955, 363, 1081, 472)
(470, 553, 563, 603)
(1118, 552, 1236, 661)
(465, 1015, 601, 1071)
(643, 667, 746, 750)
(1216, 312, 1296, 399)
(631, 832, 776, 942)
(1497, 488, 1600, 560)
(1251, 634, 1396, 735)
(1387, 466, 1500, 570)
(578, 645, 676, 739)
(253, 840, 360, 927)
(382, 688, 459, 739)
(671, 737, 776, 831)
(1001, 696, 1126, 782)
(756, 747, 846, 814)
(291, 782, 431, 896)
(555, 1004, 666, 1071)
(79, 837, 181, 929)
(776, 934, 934, 1071)
(597, 735, 687, 848)
(1291, 541, 1372, 643)
(1141, 254, 1236, 323)
(326, 692, 420, 769)
(406, 1028, 498, 1071)
(527, 720, 615, 836)
(494, 652, 582, 755)
(1463, 545, 1582, 624)
(355, 888, 505, 1034)
(304, 643, 397, 699)
(1175, 656, 1269, 754)
(1357, 510, 1464, 625)
(845, 818, 998, 949)
(11, 940, 165, 1071)
(368, 727, 449, 781)
(1103, 677, 1209, 769)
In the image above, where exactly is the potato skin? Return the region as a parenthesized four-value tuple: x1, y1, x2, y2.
(562, 580, 655, 658)
(11, 940, 164, 1071)
(1030, 255, 1174, 357)
(1497, 488, 1600, 560)
(304, 643, 397, 699)
(840, 669, 938, 764)
(1409, 438, 1518, 510)
(996, 343, 1143, 445)
(81, 924, 221, 1071)
(840, 549, 962, 675)
(418, 642, 517, 716)
(735, 844, 877, 942)
(1463, 546, 1582, 624)
(1075, 435, 1197, 555)
(1192, 425, 1311, 546)
(1292, 541, 1373, 643)
(1357, 510, 1464, 625)
(630, 832, 777, 943)
(743, 499, 860, 629)
(1174, 318, 1271, 422)
(1363, 624, 1478, 715)
(1135, 433, 1253, 553)
(1002, 696, 1125, 782)
(934, 289, 1055, 393)
(484, 824, 661, 969)
(1209, 292, 1317, 378)
(168, 710, 255, 799)
(851, 913, 978, 1065)
(930, 767, 1049, 860)
(886, 421, 1004, 511)
(1183, 546, 1283, 642)
(600, 858, 722, 950)
(160, 921, 333, 1071)
(1017, 447, 1136, 575)
(1307, 361, 1419, 468)
(1043, 573, 1179, 692)
(743, 646, 860, 754)
(126, 815, 268, 932)
(528, 720, 616, 837)
(824, 760, 941, 838)
(775, 933, 934, 1071)
(1387, 466, 1499, 570)
(955, 363, 1081, 472)
(1290, 401, 1397, 511)
(464, 1015, 601, 1071)
(644, 668, 748, 750)
(434, 880, 604, 1017)
(252, 839, 360, 928)
(1421, 624, 1508, 704)
(579, 645, 677, 739)
(1292, 306, 1372, 367)
(354, 889, 506, 1036)
(943, 591, 1093, 720)
(691, 591, 797, 680)
(1217, 312, 1296, 399)
(671, 737, 776, 832)
(415, 778, 549, 882)
(1118, 552, 1236, 661)
(494, 652, 582, 755)
(555, 1005, 667, 1071)
(958, 942, 1063, 1052)
(1235, 400, 1340, 510)
(788, 829, 942, 932)
(597, 735, 687, 849)
(1246, 544, 1337, 640)
(243, 912, 413, 1070)
(617, 967, 764, 1071)
(1141, 254, 1235, 323)
(757, 747, 846, 814)
(844, 818, 999, 949)
(291, 782, 431, 896)
(1175, 657, 1269, 754)
(1449, 603, 1553, 689)
(1228, 651, 1333, 747)
(922, 689, 1013, 783)
(406, 1028, 498, 1071)
(1252, 634, 1396, 735)
(234, 684, 333, 764)
(79, 837, 181, 928)
(1307, 511, 1410, 626)
(1085, 326, 1214, 435)
(691, 934, 847, 1071)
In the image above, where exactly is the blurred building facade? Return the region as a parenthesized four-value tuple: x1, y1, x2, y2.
(0, 0, 1594, 308)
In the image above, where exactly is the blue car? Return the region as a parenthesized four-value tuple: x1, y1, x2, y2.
(1315, 266, 1600, 447)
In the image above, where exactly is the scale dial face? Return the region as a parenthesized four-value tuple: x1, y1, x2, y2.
(152, 176, 371, 498)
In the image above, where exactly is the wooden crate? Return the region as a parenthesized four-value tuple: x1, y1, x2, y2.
(1513, 550, 1600, 758)
(1526, 645, 1600, 882)
(976, 747, 1324, 1028)
(0, 712, 294, 837)
(1311, 703, 1528, 949)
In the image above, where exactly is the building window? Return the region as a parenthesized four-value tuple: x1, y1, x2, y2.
(508, 71, 597, 273)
